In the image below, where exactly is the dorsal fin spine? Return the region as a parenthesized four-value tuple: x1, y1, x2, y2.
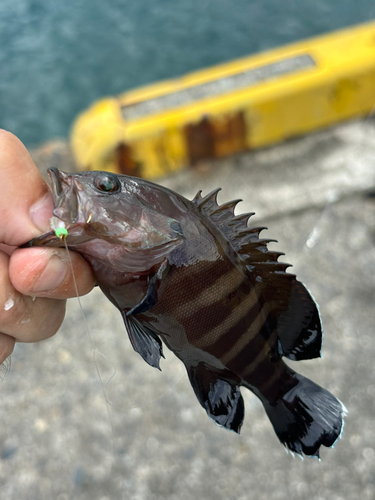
(259, 238, 278, 245)
(247, 226, 268, 234)
(198, 188, 221, 209)
(192, 190, 203, 203)
(232, 212, 255, 225)
(211, 199, 242, 216)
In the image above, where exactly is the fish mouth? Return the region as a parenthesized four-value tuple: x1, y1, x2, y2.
(48, 167, 79, 225)
(20, 168, 80, 249)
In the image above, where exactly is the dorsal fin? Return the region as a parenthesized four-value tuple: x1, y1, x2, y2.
(191, 189, 322, 361)
(191, 189, 290, 274)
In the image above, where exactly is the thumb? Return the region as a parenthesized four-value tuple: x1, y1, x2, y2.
(0, 129, 54, 246)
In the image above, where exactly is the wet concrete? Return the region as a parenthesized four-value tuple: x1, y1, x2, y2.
(1, 118, 375, 499)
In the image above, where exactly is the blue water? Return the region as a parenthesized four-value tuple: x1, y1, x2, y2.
(1, 0, 375, 147)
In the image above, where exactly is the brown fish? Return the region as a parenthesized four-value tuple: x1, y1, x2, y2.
(24, 168, 346, 457)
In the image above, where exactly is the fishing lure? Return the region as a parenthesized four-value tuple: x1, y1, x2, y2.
(24, 168, 346, 457)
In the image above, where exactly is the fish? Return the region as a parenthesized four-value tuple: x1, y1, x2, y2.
(23, 167, 346, 457)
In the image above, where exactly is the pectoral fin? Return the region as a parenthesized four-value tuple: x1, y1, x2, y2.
(122, 313, 164, 369)
(127, 261, 170, 316)
(187, 363, 244, 433)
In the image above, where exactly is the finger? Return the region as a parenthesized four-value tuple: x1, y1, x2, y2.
(0, 243, 16, 256)
(9, 247, 96, 299)
(0, 251, 67, 342)
(0, 130, 53, 246)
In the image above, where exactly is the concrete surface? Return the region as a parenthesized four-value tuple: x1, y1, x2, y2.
(1, 118, 375, 500)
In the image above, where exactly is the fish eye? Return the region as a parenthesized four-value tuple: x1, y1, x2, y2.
(93, 173, 121, 194)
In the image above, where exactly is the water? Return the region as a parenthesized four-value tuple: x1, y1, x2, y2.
(1, 0, 374, 147)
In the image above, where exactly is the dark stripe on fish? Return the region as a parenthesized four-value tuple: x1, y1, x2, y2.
(204, 296, 265, 359)
(235, 328, 279, 381)
(220, 302, 272, 365)
(243, 360, 297, 404)
(157, 259, 232, 313)
(172, 266, 245, 321)
(193, 283, 262, 350)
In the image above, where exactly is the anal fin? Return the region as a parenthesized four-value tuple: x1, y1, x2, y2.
(187, 363, 244, 433)
(122, 313, 164, 369)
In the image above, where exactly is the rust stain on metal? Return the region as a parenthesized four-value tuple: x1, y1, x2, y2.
(184, 111, 247, 165)
(116, 142, 140, 176)
(213, 111, 247, 158)
(185, 117, 215, 164)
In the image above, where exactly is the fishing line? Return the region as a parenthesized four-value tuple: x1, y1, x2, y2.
(59, 233, 117, 452)
(0, 355, 11, 384)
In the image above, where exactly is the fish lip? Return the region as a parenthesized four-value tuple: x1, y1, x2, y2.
(47, 167, 79, 224)
(20, 230, 58, 248)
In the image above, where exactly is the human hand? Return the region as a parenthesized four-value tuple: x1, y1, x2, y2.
(0, 130, 96, 367)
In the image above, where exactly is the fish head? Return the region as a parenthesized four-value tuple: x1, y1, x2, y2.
(27, 168, 184, 272)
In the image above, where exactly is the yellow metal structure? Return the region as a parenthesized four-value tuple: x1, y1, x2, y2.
(71, 21, 375, 179)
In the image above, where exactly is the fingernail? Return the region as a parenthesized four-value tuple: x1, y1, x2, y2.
(29, 193, 54, 233)
(31, 255, 68, 293)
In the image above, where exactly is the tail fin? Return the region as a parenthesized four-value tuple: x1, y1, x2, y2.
(264, 374, 346, 457)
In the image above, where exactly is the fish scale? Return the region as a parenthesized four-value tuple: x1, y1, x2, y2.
(24, 168, 346, 458)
